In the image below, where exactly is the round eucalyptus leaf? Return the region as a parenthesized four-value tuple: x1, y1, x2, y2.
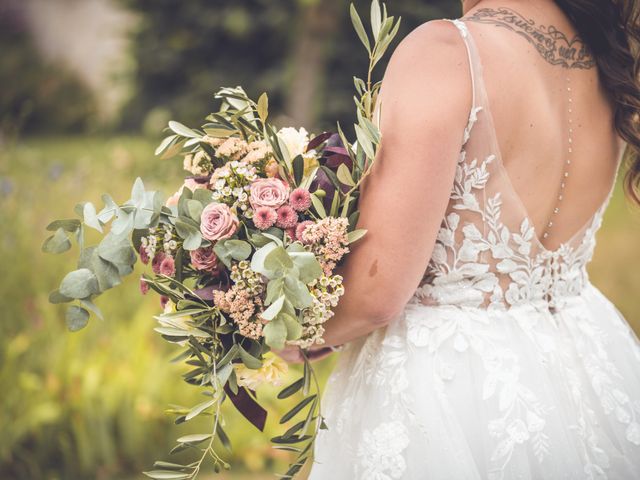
(59, 269, 99, 299)
(66, 305, 89, 332)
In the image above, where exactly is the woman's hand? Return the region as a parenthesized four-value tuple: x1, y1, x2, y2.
(272, 345, 335, 364)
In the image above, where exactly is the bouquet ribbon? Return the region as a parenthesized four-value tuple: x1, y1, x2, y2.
(224, 384, 267, 431)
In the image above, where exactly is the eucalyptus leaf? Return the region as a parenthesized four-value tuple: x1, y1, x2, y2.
(59, 269, 99, 299)
(263, 318, 287, 350)
(186, 200, 203, 221)
(281, 312, 303, 340)
(238, 345, 263, 369)
(264, 245, 293, 272)
(42, 228, 71, 254)
(66, 305, 89, 331)
(261, 294, 285, 321)
(49, 289, 72, 304)
(46, 219, 81, 233)
(79, 298, 104, 320)
(82, 202, 103, 233)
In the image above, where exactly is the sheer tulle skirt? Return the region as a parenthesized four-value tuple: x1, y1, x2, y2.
(308, 283, 640, 480)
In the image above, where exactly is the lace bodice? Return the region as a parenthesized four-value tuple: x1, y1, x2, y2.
(411, 19, 623, 313)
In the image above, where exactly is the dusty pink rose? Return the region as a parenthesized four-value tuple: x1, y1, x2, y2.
(276, 205, 298, 229)
(200, 202, 239, 241)
(190, 247, 220, 272)
(289, 187, 311, 212)
(140, 276, 149, 295)
(160, 256, 176, 276)
(295, 220, 314, 243)
(139, 245, 150, 264)
(249, 178, 289, 210)
(253, 206, 277, 230)
(151, 252, 166, 274)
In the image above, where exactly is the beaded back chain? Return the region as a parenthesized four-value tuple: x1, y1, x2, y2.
(541, 75, 574, 240)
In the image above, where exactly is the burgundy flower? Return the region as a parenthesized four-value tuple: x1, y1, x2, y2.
(190, 247, 220, 272)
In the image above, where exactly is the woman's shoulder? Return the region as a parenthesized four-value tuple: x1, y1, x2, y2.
(378, 18, 472, 127)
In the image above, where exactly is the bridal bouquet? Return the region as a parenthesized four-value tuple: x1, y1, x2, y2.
(42, 1, 400, 478)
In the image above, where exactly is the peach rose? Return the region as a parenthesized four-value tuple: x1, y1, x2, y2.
(249, 178, 289, 210)
(200, 202, 239, 241)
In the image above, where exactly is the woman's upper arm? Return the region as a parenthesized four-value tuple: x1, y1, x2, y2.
(338, 20, 473, 322)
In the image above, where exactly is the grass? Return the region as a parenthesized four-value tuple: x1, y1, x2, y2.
(0, 135, 638, 479)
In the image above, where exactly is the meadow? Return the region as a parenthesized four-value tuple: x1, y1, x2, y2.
(0, 135, 638, 479)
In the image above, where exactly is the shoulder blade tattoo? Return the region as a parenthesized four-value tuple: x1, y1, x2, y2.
(466, 7, 596, 70)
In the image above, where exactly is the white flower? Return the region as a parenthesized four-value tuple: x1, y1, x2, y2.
(277, 126, 309, 158)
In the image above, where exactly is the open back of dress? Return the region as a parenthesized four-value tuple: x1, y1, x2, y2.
(309, 18, 640, 480)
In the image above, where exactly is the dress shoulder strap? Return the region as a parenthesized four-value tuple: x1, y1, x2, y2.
(444, 18, 491, 118)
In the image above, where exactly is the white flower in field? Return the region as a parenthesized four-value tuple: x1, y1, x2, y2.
(234, 352, 289, 390)
(277, 126, 310, 158)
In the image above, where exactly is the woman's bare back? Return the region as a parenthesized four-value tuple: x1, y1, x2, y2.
(462, 1, 625, 251)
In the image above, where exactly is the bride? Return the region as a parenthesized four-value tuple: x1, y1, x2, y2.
(277, 0, 640, 478)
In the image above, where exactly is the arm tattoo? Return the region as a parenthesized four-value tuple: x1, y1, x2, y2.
(465, 7, 596, 70)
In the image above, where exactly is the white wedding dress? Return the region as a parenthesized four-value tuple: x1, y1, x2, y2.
(308, 19, 640, 480)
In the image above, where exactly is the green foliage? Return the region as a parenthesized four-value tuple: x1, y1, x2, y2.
(119, 0, 460, 133)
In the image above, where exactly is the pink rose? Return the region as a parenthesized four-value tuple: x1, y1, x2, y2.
(249, 178, 289, 210)
(190, 247, 220, 272)
(200, 202, 239, 241)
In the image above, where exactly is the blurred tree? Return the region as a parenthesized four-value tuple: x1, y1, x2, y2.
(0, 1, 98, 138)
(120, 0, 460, 134)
